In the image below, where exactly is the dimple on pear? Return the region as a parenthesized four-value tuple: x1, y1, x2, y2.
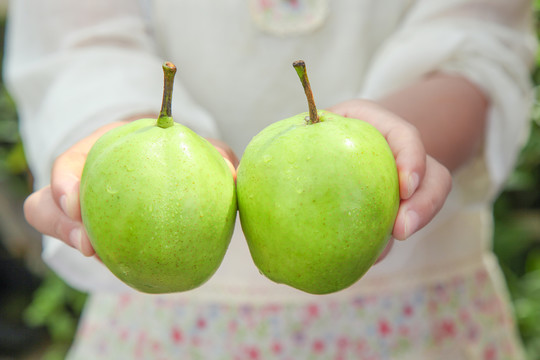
(80, 62, 237, 294)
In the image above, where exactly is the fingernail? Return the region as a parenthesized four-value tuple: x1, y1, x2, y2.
(404, 210, 420, 239)
(69, 227, 83, 252)
(60, 195, 69, 215)
(78, 231, 96, 257)
(60, 191, 78, 220)
(407, 173, 419, 199)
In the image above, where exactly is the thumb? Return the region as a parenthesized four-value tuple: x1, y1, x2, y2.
(51, 121, 129, 220)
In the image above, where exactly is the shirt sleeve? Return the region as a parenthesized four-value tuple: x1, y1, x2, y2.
(359, 0, 537, 193)
(3, 0, 220, 191)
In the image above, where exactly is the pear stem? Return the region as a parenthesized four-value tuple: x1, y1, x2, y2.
(157, 62, 177, 129)
(293, 60, 319, 124)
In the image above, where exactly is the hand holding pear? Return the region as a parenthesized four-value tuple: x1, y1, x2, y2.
(80, 62, 237, 294)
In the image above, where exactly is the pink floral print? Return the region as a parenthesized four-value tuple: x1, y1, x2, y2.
(68, 265, 524, 359)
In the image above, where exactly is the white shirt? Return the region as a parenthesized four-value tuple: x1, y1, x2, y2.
(4, 0, 536, 302)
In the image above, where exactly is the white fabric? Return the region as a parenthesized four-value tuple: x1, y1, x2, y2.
(3, 0, 536, 301)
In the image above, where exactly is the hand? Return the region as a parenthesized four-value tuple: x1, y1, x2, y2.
(328, 99, 452, 242)
(23, 120, 238, 257)
(207, 138, 239, 181)
(23, 121, 129, 257)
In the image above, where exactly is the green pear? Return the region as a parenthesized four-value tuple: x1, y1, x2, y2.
(236, 60, 399, 295)
(80, 62, 237, 294)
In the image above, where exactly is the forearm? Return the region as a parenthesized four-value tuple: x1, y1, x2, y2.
(378, 73, 489, 172)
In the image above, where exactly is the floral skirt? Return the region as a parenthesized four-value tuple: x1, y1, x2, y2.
(67, 255, 524, 360)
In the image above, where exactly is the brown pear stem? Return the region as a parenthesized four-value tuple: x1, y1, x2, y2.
(157, 62, 177, 129)
(293, 60, 319, 124)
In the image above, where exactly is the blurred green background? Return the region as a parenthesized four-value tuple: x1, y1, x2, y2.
(0, 3, 540, 360)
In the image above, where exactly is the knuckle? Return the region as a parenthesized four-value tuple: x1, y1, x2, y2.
(405, 123, 422, 143)
(53, 218, 65, 241)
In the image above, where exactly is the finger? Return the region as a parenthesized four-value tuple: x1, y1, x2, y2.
(51, 121, 128, 221)
(374, 237, 394, 264)
(385, 122, 425, 201)
(207, 138, 239, 167)
(51, 149, 85, 221)
(392, 156, 452, 240)
(24, 186, 95, 256)
(223, 158, 237, 182)
(329, 100, 426, 200)
(206, 138, 239, 181)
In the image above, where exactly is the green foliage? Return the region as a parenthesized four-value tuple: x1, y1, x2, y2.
(0, 13, 30, 199)
(22, 272, 87, 360)
(491, 7, 540, 357)
(0, 16, 84, 356)
(494, 120, 540, 360)
(0, 85, 29, 197)
(0, 78, 85, 358)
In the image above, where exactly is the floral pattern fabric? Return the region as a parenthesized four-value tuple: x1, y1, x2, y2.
(67, 262, 524, 360)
